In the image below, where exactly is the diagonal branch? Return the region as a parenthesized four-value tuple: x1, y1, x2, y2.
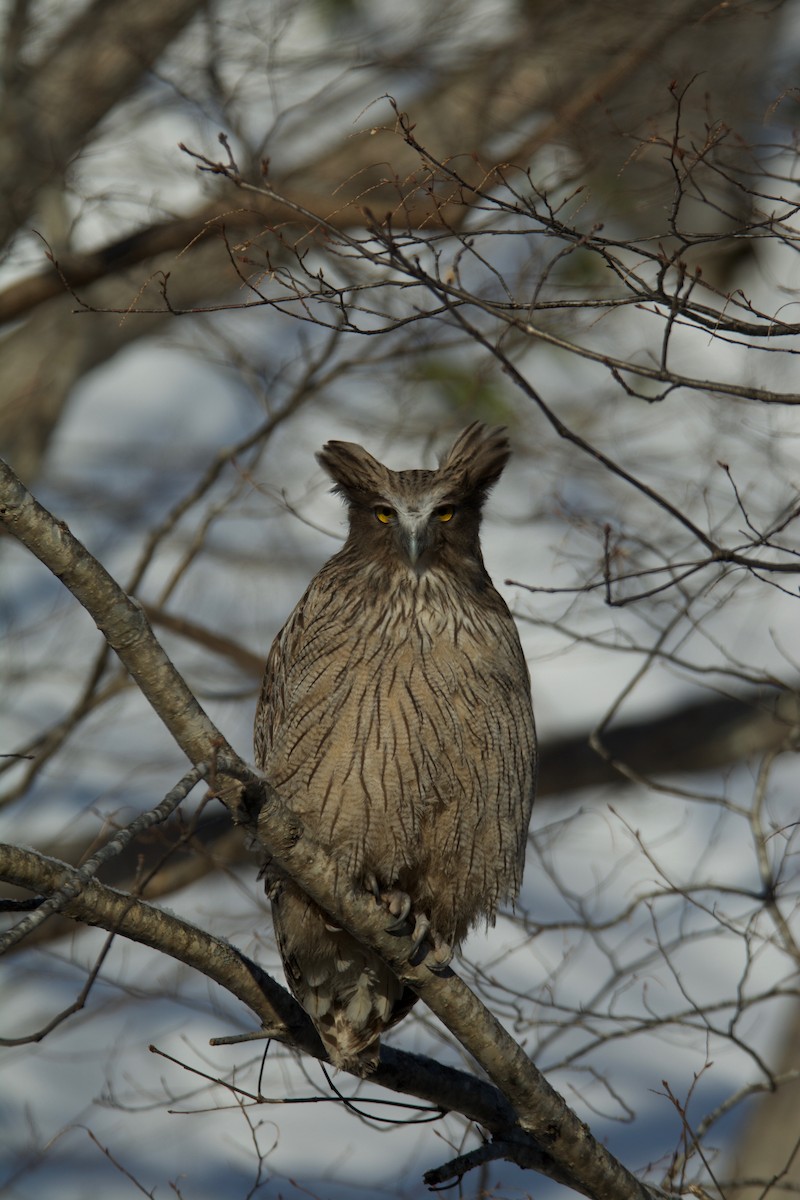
(0, 841, 318, 1054)
(0, 457, 239, 796)
(251, 780, 667, 1200)
(0, 840, 564, 1185)
(0, 0, 204, 248)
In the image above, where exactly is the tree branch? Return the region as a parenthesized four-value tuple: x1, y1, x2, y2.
(0, 0, 203, 242)
(0, 841, 318, 1053)
(252, 780, 671, 1200)
(0, 457, 241, 803)
(0, 841, 574, 1192)
(0, 762, 209, 952)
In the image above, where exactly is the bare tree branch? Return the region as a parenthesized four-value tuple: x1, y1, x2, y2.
(0, 457, 238, 784)
(0, 761, 209, 951)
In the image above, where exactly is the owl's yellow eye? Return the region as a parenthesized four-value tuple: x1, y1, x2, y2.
(436, 506, 455, 522)
(374, 506, 396, 524)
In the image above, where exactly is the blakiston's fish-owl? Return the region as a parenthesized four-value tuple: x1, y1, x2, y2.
(254, 423, 536, 1073)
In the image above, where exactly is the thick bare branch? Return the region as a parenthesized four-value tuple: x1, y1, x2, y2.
(0, 840, 579, 1187)
(0, 841, 316, 1051)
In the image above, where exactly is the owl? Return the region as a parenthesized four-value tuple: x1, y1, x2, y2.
(254, 423, 536, 1074)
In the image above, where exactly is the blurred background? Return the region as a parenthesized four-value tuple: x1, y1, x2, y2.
(1, 1, 799, 1197)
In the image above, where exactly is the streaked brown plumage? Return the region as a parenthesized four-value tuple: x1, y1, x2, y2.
(254, 423, 536, 1073)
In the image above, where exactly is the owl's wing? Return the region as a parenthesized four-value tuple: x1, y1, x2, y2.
(253, 580, 316, 770)
(253, 622, 285, 770)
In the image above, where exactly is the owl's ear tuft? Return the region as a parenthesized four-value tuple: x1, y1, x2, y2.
(437, 423, 511, 501)
(317, 440, 386, 505)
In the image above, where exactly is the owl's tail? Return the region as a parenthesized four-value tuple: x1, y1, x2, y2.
(271, 881, 416, 1075)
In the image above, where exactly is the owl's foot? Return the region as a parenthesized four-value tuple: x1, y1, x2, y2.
(364, 876, 454, 972)
(409, 911, 430, 955)
(366, 875, 413, 932)
(383, 890, 413, 932)
(409, 916, 454, 974)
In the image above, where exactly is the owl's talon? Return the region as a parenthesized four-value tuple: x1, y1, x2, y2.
(409, 912, 431, 956)
(379, 887, 413, 931)
(365, 873, 381, 902)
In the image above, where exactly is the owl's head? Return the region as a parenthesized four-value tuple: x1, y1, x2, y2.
(317, 423, 511, 574)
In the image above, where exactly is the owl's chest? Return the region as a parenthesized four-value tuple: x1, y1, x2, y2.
(299, 609, 472, 720)
(299, 591, 486, 711)
(271, 585, 498, 776)
(262, 579, 527, 870)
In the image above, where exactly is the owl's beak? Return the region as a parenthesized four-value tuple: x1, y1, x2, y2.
(398, 514, 431, 565)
